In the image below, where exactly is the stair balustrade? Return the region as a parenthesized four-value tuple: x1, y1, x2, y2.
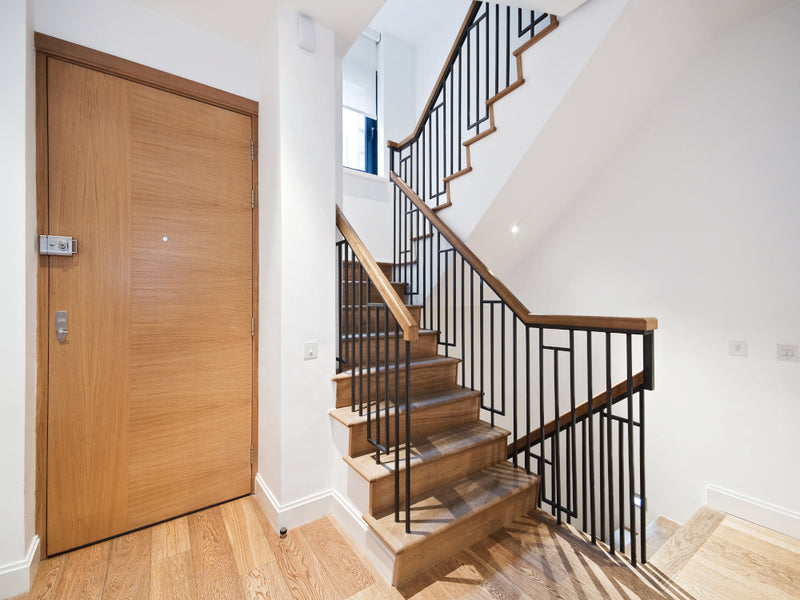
(388, 1, 558, 209)
(389, 173, 658, 565)
(336, 206, 417, 533)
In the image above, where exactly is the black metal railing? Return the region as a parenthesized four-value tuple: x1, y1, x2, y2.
(388, 1, 556, 209)
(336, 210, 414, 533)
(390, 174, 657, 564)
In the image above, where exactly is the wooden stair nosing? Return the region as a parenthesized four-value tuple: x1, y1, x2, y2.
(330, 388, 482, 458)
(650, 505, 726, 577)
(342, 261, 394, 280)
(364, 463, 540, 586)
(344, 421, 509, 483)
(333, 356, 461, 409)
(346, 422, 510, 515)
(332, 355, 460, 384)
(329, 387, 481, 429)
(339, 328, 437, 343)
(338, 329, 438, 362)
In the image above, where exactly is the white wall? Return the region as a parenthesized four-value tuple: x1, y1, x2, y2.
(412, 0, 470, 117)
(35, 0, 259, 100)
(256, 6, 339, 517)
(505, 0, 800, 525)
(0, 0, 37, 596)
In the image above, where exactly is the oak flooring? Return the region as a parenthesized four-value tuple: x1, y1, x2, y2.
(19, 497, 800, 600)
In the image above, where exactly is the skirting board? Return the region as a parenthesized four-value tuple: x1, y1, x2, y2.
(707, 484, 800, 540)
(253, 475, 394, 584)
(0, 535, 40, 598)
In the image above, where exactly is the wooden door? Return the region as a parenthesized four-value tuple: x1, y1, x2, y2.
(46, 57, 254, 555)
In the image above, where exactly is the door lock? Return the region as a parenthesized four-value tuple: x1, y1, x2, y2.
(39, 235, 78, 256)
(55, 311, 68, 343)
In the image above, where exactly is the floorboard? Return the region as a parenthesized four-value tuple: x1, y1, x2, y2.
(20, 499, 800, 600)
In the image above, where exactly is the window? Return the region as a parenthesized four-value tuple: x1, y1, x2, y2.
(343, 33, 379, 175)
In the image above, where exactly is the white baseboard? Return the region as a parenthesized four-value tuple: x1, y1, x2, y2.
(707, 485, 800, 540)
(253, 475, 394, 584)
(253, 474, 334, 531)
(0, 535, 40, 599)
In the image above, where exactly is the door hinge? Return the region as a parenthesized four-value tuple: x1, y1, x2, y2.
(251, 318, 255, 337)
(250, 445, 254, 463)
(250, 141, 254, 161)
(251, 189, 255, 209)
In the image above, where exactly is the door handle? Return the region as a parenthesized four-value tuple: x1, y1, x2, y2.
(56, 311, 68, 343)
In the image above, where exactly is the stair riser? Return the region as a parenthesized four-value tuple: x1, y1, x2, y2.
(347, 395, 480, 457)
(340, 262, 393, 281)
(335, 362, 458, 408)
(340, 282, 406, 306)
(392, 478, 540, 587)
(369, 437, 506, 515)
(339, 306, 422, 336)
(338, 333, 438, 370)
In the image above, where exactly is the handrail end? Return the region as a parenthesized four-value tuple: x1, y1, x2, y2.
(402, 324, 420, 343)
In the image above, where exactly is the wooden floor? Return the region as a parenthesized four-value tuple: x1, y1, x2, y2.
(19, 497, 800, 600)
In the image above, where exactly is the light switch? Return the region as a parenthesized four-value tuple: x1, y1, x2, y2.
(777, 344, 799, 362)
(728, 340, 748, 357)
(304, 342, 318, 360)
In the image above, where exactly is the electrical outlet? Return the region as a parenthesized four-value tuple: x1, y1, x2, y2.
(728, 340, 748, 357)
(777, 344, 799, 362)
(304, 342, 318, 360)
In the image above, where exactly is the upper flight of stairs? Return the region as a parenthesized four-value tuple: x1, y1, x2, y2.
(330, 261, 540, 586)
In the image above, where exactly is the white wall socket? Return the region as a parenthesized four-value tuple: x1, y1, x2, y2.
(304, 342, 318, 360)
(728, 340, 748, 357)
(777, 344, 799, 362)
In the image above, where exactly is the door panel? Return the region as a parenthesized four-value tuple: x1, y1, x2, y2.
(47, 60, 133, 554)
(46, 58, 254, 554)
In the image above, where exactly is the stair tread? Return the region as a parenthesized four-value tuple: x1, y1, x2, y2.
(365, 462, 538, 554)
(329, 387, 481, 428)
(341, 303, 423, 310)
(340, 329, 437, 342)
(650, 505, 726, 577)
(331, 355, 460, 383)
(646, 515, 682, 558)
(344, 421, 509, 482)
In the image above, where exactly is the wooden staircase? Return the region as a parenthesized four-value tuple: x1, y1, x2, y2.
(330, 260, 540, 587)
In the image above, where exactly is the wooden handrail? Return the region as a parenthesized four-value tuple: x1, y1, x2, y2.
(391, 171, 658, 333)
(387, 1, 482, 150)
(336, 205, 419, 342)
(506, 371, 645, 459)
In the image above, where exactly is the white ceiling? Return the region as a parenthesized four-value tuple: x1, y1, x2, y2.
(128, 0, 791, 58)
(369, 0, 471, 47)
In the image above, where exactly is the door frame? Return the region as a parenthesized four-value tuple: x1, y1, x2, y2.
(34, 33, 260, 557)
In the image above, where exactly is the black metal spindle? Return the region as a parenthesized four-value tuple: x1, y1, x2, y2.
(512, 315, 518, 468)
(394, 322, 400, 523)
(569, 331, 577, 522)
(553, 350, 561, 524)
(639, 389, 647, 563)
(606, 332, 615, 553)
(525, 326, 531, 474)
(627, 333, 637, 564)
(587, 332, 596, 543)
(538, 328, 545, 498)
(489, 303, 495, 425)
(405, 347, 411, 533)
(619, 417, 625, 554)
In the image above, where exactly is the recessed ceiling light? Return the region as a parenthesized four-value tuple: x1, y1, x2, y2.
(511, 225, 519, 234)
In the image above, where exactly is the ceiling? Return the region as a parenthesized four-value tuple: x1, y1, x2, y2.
(130, 0, 387, 54)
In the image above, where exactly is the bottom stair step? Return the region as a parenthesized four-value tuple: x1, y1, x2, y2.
(364, 462, 540, 587)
